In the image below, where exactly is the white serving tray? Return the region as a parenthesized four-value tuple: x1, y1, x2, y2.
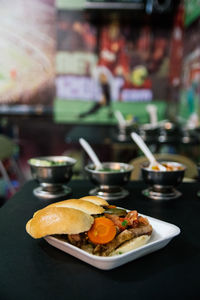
(44, 213, 180, 270)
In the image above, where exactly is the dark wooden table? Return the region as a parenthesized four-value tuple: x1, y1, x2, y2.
(0, 180, 200, 300)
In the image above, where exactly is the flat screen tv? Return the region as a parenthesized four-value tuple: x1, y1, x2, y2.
(55, 6, 173, 124)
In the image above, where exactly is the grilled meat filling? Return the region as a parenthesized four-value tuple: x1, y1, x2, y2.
(94, 224, 152, 256)
(56, 210, 153, 256)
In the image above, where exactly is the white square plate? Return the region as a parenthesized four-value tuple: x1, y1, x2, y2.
(44, 213, 180, 270)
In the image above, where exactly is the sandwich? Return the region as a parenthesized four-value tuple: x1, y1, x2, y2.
(26, 196, 153, 256)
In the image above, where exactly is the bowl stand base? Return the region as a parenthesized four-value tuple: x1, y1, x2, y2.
(33, 185, 72, 200)
(89, 186, 129, 201)
(142, 187, 181, 200)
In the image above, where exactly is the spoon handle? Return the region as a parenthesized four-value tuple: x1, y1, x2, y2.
(79, 138, 102, 169)
(131, 132, 156, 164)
(114, 110, 126, 127)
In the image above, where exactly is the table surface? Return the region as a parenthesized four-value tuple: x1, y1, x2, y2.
(0, 180, 200, 300)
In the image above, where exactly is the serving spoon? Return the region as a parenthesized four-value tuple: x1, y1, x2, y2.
(130, 132, 166, 171)
(79, 138, 103, 170)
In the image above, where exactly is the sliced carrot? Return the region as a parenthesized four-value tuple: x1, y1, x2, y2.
(87, 217, 116, 244)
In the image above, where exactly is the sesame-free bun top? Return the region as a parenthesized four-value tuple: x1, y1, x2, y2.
(80, 196, 109, 207)
(26, 207, 94, 239)
(34, 199, 104, 216)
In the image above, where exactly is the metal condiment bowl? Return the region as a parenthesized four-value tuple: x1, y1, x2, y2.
(85, 162, 133, 186)
(142, 161, 185, 186)
(141, 161, 186, 200)
(28, 156, 76, 188)
(85, 162, 133, 200)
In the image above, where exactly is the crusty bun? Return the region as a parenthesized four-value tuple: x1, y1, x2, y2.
(80, 196, 109, 207)
(34, 199, 104, 216)
(26, 207, 94, 239)
(109, 235, 151, 256)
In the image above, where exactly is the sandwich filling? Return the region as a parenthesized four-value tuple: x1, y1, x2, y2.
(57, 207, 152, 256)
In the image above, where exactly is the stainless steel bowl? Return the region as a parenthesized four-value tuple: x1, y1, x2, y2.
(29, 156, 76, 185)
(141, 161, 186, 200)
(142, 161, 185, 186)
(85, 162, 133, 186)
(138, 124, 160, 143)
(85, 162, 133, 200)
(28, 156, 76, 199)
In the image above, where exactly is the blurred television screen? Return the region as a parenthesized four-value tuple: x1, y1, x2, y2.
(55, 8, 172, 123)
(0, 0, 55, 114)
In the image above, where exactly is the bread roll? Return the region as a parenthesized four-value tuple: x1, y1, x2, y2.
(80, 196, 109, 207)
(110, 235, 151, 256)
(26, 207, 94, 239)
(34, 199, 104, 217)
